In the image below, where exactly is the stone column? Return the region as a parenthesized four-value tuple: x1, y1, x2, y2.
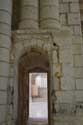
(40, 0, 60, 29)
(19, 0, 38, 29)
(0, 0, 12, 124)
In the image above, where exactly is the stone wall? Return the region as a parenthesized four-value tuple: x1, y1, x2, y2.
(59, 0, 81, 26)
(12, 27, 74, 125)
(1, 0, 82, 125)
(51, 0, 83, 124)
(59, 0, 83, 108)
(19, 0, 39, 29)
(0, 0, 12, 125)
(40, 0, 60, 29)
(11, 0, 83, 125)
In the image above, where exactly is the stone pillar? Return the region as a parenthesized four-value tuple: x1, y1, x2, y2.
(40, 0, 60, 29)
(0, 0, 12, 124)
(19, 0, 38, 29)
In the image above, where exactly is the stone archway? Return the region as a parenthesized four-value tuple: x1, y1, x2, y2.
(17, 48, 51, 125)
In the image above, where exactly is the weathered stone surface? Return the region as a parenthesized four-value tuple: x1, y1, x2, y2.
(0, 91, 7, 104)
(0, 106, 7, 122)
(21, 0, 38, 7)
(76, 79, 83, 90)
(0, 0, 83, 125)
(63, 0, 79, 2)
(56, 91, 74, 103)
(74, 55, 83, 67)
(70, 3, 80, 12)
(0, 62, 9, 76)
(75, 91, 83, 102)
(19, 0, 38, 29)
(0, 11, 11, 25)
(73, 26, 82, 36)
(59, 3, 69, 13)
(0, 48, 10, 62)
(61, 77, 75, 90)
(0, 0, 12, 13)
(72, 44, 82, 54)
(0, 0, 12, 124)
(60, 14, 67, 25)
(0, 77, 8, 90)
(72, 36, 82, 44)
(40, 0, 60, 29)
(68, 13, 80, 25)
(0, 35, 11, 49)
(74, 68, 83, 78)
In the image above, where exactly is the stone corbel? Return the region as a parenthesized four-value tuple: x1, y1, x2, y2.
(55, 63, 63, 78)
(55, 63, 63, 90)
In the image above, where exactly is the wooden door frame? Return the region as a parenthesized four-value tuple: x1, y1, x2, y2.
(17, 64, 29, 125)
(17, 48, 52, 125)
(17, 66, 51, 125)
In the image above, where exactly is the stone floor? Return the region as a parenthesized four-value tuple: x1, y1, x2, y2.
(29, 101, 48, 125)
(29, 101, 48, 118)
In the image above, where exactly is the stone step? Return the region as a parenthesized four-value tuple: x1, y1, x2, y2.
(28, 118, 48, 125)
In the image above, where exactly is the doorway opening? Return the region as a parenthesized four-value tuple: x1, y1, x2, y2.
(18, 49, 51, 125)
(28, 72, 48, 125)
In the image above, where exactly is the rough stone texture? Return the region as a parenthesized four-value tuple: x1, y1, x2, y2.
(12, 27, 75, 125)
(0, 106, 7, 122)
(76, 79, 83, 90)
(74, 67, 83, 78)
(72, 44, 82, 54)
(19, 0, 38, 29)
(59, 0, 82, 36)
(68, 13, 80, 25)
(74, 55, 83, 67)
(40, 0, 60, 29)
(70, 3, 80, 12)
(60, 14, 67, 25)
(0, 0, 83, 125)
(12, 0, 83, 123)
(0, 0, 12, 124)
(59, 1, 83, 124)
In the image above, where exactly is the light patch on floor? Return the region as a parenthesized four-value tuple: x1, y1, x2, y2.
(29, 101, 48, 118)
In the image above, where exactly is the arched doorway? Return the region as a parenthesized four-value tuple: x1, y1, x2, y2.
(17, 48, 51, 125)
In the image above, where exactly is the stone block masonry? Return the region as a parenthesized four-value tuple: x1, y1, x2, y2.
(40, 0, 60, 29)
(19, 0, 39, 29)
(0, 0, 12, 124)
(59, 0, 81, 33)
(58, 1, 83, 124)
(12, 0, 83, 124)
(0, 0, 82, 125)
